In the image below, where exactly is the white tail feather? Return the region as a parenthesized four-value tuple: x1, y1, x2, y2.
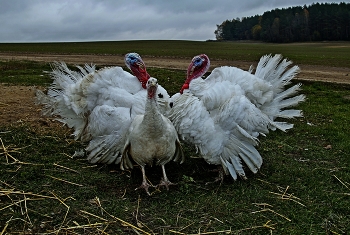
(253, 54, 305, 129)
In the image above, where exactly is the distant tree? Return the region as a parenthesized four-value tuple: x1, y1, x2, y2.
(271, 17, 280, 42)
(215, 24, 224, 40)
(251, 24, 262, 40)
(214, 2, 350, 42)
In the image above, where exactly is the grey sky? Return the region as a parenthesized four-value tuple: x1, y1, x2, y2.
(0, 0, 346, 42)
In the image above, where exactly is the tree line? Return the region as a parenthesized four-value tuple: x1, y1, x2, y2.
(214, 2, 350, 42)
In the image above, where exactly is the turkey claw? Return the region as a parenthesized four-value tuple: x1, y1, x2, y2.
(157, 178, 176, 190)
(205, 167, 225, 185)
(135, 182, 154, 195)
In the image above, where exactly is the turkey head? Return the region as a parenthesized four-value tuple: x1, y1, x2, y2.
(180, 54, 210, 94)
(124, 52, 150, 89)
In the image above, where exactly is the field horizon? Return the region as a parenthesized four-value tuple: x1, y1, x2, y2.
(1, 40, 350, 68)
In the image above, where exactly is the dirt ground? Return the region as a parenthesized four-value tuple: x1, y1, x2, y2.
(1, 52, 350, 128)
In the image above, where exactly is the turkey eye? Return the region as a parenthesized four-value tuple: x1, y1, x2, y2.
(158, 93, 163, 98)
(193, 57, 202, 66)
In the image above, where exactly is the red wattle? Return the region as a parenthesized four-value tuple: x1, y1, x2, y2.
(132, 66, 150, 89)
(180, 83, 189, 94)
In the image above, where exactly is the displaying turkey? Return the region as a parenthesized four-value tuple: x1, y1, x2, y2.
(121, 77, 184, 194)
(169, 54, 305, 181)
(36, 53, 170, 161)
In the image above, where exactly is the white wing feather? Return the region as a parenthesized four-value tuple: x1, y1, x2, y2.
(36, 62, 170, 165)
(169, 92, 263, 180)
(170, 54, 305, 180)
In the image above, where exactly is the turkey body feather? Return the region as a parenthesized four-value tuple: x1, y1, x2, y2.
(36, 54, 170, 167)
(121, 78, 184, 194)
(169, 54, 305, 180)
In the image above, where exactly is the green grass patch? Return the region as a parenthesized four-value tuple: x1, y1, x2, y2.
(1, 61, 350, 234)
(1, 40, 350, 67)
(0, 60, 52, 86)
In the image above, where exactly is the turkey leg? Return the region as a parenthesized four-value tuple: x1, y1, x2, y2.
(136, 166, 153, 195)
(158, 165, 175, 190)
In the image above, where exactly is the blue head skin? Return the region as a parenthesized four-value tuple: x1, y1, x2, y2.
(193, 56, 204, 67)
(124, 52, 150, 89)
(124, 53, 141, 70)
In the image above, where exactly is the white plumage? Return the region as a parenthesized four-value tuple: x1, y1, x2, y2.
(36, 53, 173, 174)
(121, 78, 184, 194)
(169, 54, 305, 180)
(36, 52, 305, 188)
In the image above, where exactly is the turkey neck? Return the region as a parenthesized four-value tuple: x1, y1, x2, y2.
(142, 90, 164, 136)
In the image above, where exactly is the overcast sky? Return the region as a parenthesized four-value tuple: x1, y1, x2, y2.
(0, 0, 346, 42)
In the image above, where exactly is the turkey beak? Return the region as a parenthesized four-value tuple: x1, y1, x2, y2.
(149, 79, 157, 87)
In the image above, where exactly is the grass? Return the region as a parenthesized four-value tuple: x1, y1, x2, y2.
(1, 40, 350, 67)
(1, 43, 350, 234)
(0, 60, 53, 86)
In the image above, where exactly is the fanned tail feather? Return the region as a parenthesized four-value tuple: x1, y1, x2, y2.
(279, 109, 303, 118)
(248, 65, 255, 74)
(274, 83, 303, 102)
(253, 54, 305, 126)
(255, 54, 283, 81)
(269, 121, 293, 132)
(35, 88, 87, 140)
(36, 62, 98, 139)
(255, 54, 300, 90)
(76, 63, 96, 77)
(276, 95, 306, 110)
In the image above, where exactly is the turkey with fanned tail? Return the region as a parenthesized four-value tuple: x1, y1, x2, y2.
(169, 54, 305, 181)
(36, 53, 180, 182)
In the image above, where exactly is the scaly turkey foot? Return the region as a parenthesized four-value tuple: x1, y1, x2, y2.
(205, 166, 225, 185)
(135, 181, 153, 195)
(157, 165, 176, 190)
(136, 166, 154, 195)
(157, 178, 176, 190)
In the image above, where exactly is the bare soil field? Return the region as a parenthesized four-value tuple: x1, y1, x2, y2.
(1, 52, 350, 127)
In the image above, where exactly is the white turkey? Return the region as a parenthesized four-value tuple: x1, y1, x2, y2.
(169, 54, 305, 181)
(36, 53, 182, 193)
(121, 77, 184, 194)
